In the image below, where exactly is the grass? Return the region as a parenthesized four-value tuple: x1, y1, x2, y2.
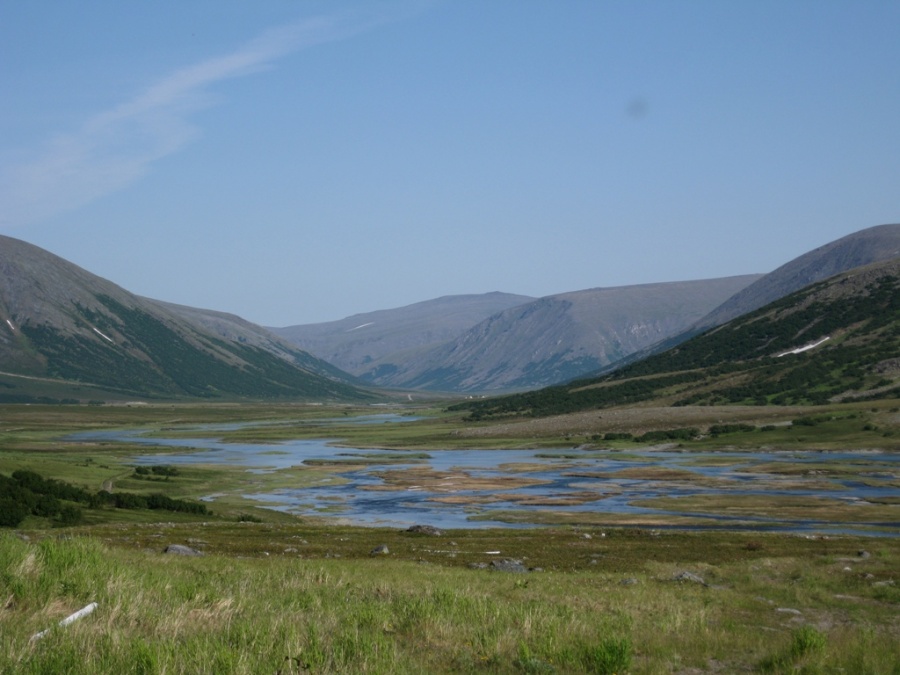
(1, 400, 899, 672)
(2, 529, 899, 673)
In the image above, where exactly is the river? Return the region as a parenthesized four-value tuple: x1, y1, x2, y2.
(71, 415, 900, 535)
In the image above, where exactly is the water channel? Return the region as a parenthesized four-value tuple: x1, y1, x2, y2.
(72, 415, 900, 536)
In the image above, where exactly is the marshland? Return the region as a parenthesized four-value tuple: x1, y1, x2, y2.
(2, 401, 899, 673)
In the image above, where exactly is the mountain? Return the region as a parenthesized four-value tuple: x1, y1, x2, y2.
(582, 223, 900, 378)
(151, 300, 357, 384)
(325, 275, 761, 393)
(271, 292, 535, 376)
(453, 257, 900, 419)
(0, 235, 370, 402)
(695, 223, 900, 330)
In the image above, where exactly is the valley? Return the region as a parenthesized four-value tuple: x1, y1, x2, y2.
(4, 0, 900, 666)
(2, 224, 900, 672)
(2, 400, 899, 673)
(60, 404, 900, 535)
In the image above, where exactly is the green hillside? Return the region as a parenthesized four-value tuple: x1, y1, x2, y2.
(14, 295, 369, 401)
(0, 234, 373, 403)
(453, 259, 900, 419)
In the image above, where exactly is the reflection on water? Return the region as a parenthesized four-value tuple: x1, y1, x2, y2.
(71, 417, 900, 535)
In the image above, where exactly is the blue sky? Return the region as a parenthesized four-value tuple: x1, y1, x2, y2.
(2, 1, 899, 326)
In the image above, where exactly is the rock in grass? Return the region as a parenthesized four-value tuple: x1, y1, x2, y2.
(491, 558, 529, 573)
(370, 544, 389, 556)
(672, 570, 707, 586)
(164, 544, 203, 556)
(407, 524, 443, 536)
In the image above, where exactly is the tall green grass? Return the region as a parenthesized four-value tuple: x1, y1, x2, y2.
(2, 532, 899, 673)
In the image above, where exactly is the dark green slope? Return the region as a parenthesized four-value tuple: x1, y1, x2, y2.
(452, 258, 900, 419)
(18, 295, 366, 400)
(0, 235, 371, 402)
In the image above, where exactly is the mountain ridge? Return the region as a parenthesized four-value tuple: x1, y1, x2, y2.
(452, 256, 900, 420)
(695, 223, 900, 329)
(0, 235, 369, 402)
(271, 292, 535, 376)
(278, 275, 762, 393)
(3, 222, 897, 402)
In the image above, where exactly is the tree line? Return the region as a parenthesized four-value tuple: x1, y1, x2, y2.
(0, 469, 208, 528)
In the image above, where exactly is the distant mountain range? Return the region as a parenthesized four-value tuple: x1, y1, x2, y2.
(271, 281, 765, 393)
(0, 235, 370, 402)
(1, 223, 897, 402)
(273, 292, 535, 377)
(454, 255, 900, 420)
(274, 223, 900, 393)
(308, 276, 761, 392)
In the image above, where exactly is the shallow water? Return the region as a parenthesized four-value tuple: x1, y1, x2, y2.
(72, 417, 900, 535)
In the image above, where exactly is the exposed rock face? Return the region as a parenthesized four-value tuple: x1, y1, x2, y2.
(276, 275, 758, 392)
(272, 292, 535, 375)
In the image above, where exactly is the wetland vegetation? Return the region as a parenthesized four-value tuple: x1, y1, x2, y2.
(1, 400, 898, 672)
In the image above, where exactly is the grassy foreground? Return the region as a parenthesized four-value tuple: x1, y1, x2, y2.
(1, 401, 899, 672)
(2, 528, 899, 674)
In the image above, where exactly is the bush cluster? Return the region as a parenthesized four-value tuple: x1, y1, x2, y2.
(708, 423, 756, 436)
(452, 274, 900, 419)
(636, 428, 699, 443)
(0, 469, 208, 528)
(132, 465, 179, 480)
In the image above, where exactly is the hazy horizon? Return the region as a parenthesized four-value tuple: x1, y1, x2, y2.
(3, 1, 899, 325)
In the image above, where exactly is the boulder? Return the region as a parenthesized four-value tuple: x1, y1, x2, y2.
(164, 544, 203, 556)
(491, 558, 529, 573)
(407, 524, 443, 536)
(672, 570, 706, 586)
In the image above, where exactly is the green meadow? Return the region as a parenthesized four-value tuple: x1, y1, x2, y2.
(3, 529, 899, 674)
(1, 402, 899, 673)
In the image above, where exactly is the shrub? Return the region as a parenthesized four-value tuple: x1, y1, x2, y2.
(791, 625, 827, 659)
(637, 428, 699, 443)
(579, 637, 632, 674)
(0, 498, 29, 527)
(708, 423, 756, 436)
(57, 505, 83, 526)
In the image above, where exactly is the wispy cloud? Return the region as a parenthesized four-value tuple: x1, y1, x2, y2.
(0, 8, 398, 228)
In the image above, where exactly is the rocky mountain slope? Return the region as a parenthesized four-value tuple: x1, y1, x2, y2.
(0, 235, 368, 402)
(272, 292, 533, 376)
(695, 223, 900, 330)
(380, 276, 762, 392)
(454, 257, 900, 419)
(284, 275, 760, 393)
